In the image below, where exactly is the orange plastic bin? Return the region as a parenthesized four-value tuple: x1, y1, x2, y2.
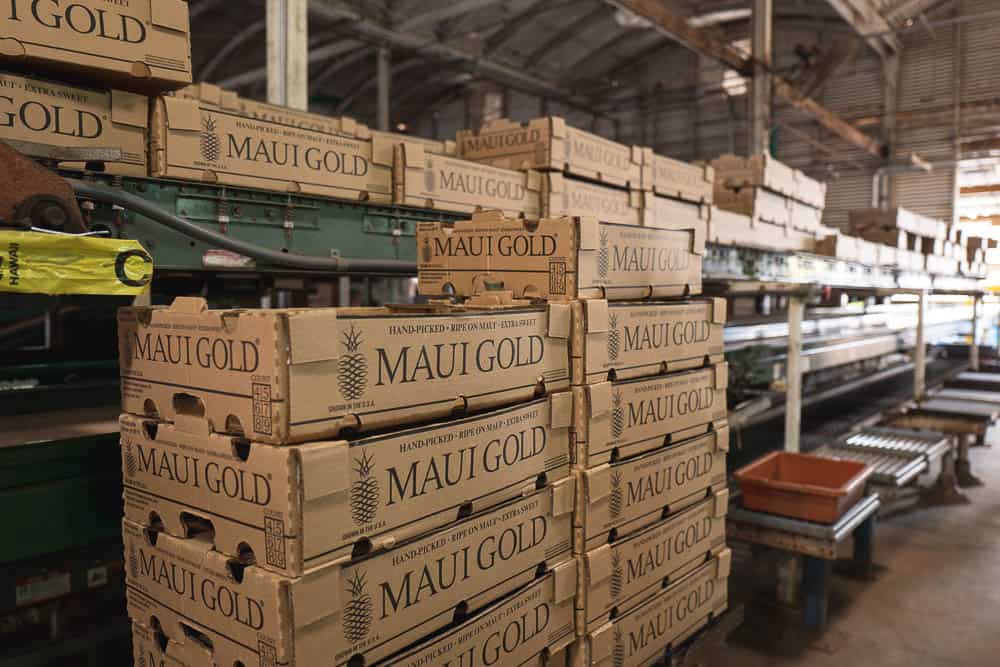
(734, 451, 872, 524)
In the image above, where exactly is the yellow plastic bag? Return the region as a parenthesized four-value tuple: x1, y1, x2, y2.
(0, 231, 152, 295)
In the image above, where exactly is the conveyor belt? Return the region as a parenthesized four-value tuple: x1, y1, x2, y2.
(931, 387, 1000, 406)
(946, 372, 1000, 393)
(813, 427, 951, 487)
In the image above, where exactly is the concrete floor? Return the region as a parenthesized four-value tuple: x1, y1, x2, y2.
(725, 444, 1000, 666)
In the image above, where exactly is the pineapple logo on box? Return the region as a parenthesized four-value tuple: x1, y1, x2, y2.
(343, 571, 374, 642)
(128, 443, 273, 506)
(606, 313, 621, 361)
(124, 443, 137, 478)
(134, 545, 267, 630)
(196, 113, 371, 177)
(597, 230, 610, 280)
(621, 577, 717, 658)
(611, 391, 625, 439)
(613, 626, 626, 667)
(350, 451, 380, 526)
(6, 1, 147, 43)
(620, 449, 716, 511)
(338, 324, 368, 400)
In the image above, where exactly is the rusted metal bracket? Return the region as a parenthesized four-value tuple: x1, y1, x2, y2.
(0, 140, 119, 233)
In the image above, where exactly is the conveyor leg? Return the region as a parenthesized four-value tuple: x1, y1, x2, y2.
(802, 557, 832, 630)
(852, 516, 875, 578)
(956, 435, 984, 488)
(920, 448, 971, 505)
(776, 554, 802, 607)
(971, 295, 981, 372)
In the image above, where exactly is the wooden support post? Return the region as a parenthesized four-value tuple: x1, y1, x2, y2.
(971, 295, 980, 371)
(785, 294, 805, 452)
(267, 0, 308, 110)
(915, 291, 927, 399)
(750, 0, 773, 155)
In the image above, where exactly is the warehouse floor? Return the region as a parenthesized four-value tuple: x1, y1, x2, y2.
(726, 443, 1000, 666)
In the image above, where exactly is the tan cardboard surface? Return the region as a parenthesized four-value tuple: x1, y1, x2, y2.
(571, 552, 729, 667)
(575, 429, 729, 552)
(0, 71, 147, 176)
(571, 299, 726, 385)
(118, 297, 570, 445)
(150, 92, 392, 202)
(848, 208, 945, 239)
(123, 484, 574, 667)
(714, 186, 793, 228)
(0, 0, 191, 91)
(371, 129, 454, 163)
(121, 395, 573, 577)
(394, 141, 542, 217)
(639, 192, 710, 232)
(707, 207, 816, 252)
(578, 492, 727, 632)
(456, 116, 644, 189)
(711, 153, 826, 209)
(643, 152, 714, 204)
(417, 213, 704, 302)
(572, 363, 728, 467)
(131, 568, 575, 667)
(542, 173, 642, 226)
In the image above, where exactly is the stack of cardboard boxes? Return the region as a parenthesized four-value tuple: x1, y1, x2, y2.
(118, 297, 581, 666)
(847, 208, 966, 276)
(417, 214, 731, 663)
(709, 153, 829, 252)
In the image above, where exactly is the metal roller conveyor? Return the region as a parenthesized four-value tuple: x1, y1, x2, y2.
(813, 427, 952, 487)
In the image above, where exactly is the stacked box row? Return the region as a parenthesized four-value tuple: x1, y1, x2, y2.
(117, 297, 580, 666)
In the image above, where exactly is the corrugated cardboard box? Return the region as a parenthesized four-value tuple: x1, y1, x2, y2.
(124, 484, 574, 667)
(707, 207, 816, 252)
(457, 116, 644, 189)
(571, 298, 726, 385)
(417, 213, 704, 301)
(925, 254, 959, 275)
(575, 429, 728, 553)
(577, 492, 727, 633)
(815, 233, 878, 265)
(118, 297, 571, 445)
(639, 191, 710, 232)
(641, 151, 714, 204)
(712, 153, 826, 209)
(131, 565, 575, 667)
(848, 208, 945, 240)
(0, 0, 191, 91)
(150, 88, 392, 203)
(372, 129, 455, 161)
(569, 553, 729, 666)
(714, 185, 793, 229)
(572, 363, 728, 467)
(394, 141, 542, 217)
(121, 395, 573, 576)
(0, 71, 147, 176)
(542, 173, 643, 226)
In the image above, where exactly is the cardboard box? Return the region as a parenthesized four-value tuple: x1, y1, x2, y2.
(123, 484, 574, 667)
(394, 141, 542, 217)
(572, 363, 728, 467)
(0, 71, 147, 177)
(816, 233, 879, 264)
(118, 297, 571, 445)
(568, 552, 729, 666)
(714, 185, 793, 228)
(848, 208, 945, 240)
(417, 213, 704, 302)
(642, 151, 714, 204)
(121, 394, 573, 577)
(571, 298, 726, 385)
(0, 0, 191, 91)
(790, 199, 822, 232)
(372, 129, 455, 161)
(576, 492, 728, 633)
(707, 207, 816, 252)
(131, 563, 576, 667)
(457, 116, 644, 189)
(542, 173, 642, 226)
(639, 192, 710, 232)
(711, 153, 826, 209)
(925, 254, 959, 275)
(575, 429, 728, 553)
(150, 89, 392, 203)
(852, 224, 908, 249)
